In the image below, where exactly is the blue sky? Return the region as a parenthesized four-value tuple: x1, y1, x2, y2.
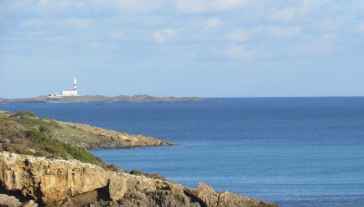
(1, 0, 363, 98)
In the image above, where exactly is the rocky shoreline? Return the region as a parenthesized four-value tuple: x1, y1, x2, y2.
(57, 120, 178, 149)
(0, 94, 205, 103)
(0, 110, 278, 207)
(0, 152, 278, 207)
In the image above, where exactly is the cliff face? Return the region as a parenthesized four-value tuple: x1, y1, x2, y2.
(0, 152, 278, 207)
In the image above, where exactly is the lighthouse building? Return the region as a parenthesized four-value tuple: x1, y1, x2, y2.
(61, 78, 78, 96)
(47, 78, 79, 98)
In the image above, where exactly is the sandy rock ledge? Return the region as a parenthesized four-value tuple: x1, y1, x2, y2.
(0, 152, 278, 207)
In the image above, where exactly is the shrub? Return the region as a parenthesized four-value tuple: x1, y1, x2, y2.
(39, 125, 49, 134)
(24, 129, 72, 160)
(63, 143, 96, 163)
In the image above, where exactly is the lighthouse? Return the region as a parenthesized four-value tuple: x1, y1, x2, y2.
(73, 78, 77, 96)
(60, 78, 78, 96)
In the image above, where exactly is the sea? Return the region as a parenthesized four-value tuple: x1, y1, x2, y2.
(1, 97, 363, 207)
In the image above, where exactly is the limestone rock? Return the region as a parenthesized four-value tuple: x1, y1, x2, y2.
(0, 152, 278, 207)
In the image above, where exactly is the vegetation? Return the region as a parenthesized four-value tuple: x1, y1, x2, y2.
(0, 110, 162, 178)
(11, 110, 36, 118)
(0, 110, 106, 168)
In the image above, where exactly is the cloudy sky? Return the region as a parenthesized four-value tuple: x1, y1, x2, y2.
(1, 0, 363, 98)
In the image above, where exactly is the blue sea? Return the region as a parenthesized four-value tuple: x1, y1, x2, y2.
(1, 97, 364, 207)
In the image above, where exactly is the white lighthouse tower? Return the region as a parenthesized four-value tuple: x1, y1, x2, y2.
(73, 78, 77, 96)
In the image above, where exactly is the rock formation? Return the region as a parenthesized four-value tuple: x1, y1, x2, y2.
(0, 152, 278, 207)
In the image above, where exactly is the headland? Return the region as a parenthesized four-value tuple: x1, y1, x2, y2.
(0, 110, 277, 207)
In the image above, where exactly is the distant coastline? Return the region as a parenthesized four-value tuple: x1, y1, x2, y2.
(0, 94, 205, 103)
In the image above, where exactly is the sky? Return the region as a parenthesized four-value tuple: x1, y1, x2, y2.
(1, 0, 364, 98)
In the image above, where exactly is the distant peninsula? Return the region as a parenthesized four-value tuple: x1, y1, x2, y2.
(0, 94, 205, 103)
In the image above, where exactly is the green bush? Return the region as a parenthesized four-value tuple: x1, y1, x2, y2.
(39, 125, 49, 133)
(63, 143, 95, 163)
(25, 129, 94, 163)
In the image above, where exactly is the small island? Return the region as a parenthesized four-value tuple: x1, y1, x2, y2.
(0, 94, 205, 103)
(0, 78, 205, 103)
(0, 110, 277, 207)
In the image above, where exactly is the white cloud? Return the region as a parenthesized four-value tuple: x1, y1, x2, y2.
(221, 44, 257, 60)
(153, 28, 184, 44)
(175, 0, 256, 14)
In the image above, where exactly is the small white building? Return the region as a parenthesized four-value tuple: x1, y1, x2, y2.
(61, 89, 77, 96)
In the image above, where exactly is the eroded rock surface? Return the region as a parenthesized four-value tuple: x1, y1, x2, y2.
(0, 152, 278, 207)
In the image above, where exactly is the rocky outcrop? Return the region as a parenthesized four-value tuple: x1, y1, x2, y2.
(0, 110, 176, 150)
(56, 121, 177, 149)
(0, 152, 278, 207)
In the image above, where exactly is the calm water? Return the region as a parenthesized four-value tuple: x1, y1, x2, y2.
(1, 97, 364, 207)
